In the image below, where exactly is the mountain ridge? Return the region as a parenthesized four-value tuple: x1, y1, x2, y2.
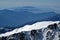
(0, 21, 60, 40)
(0, 8, 60, 27)
(0, 6, 60, 27)
(0, 21, 59, 37)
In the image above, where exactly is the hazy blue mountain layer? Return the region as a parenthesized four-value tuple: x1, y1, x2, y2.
(0, 6, 60, 27)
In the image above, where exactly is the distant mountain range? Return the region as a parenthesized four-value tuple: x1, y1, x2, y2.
(0, 6, 60, 27)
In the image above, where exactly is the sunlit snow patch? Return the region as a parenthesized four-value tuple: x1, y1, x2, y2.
(0, 21, 59, 37)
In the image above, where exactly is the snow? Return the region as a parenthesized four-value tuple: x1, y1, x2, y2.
(0, 21, 59, 37)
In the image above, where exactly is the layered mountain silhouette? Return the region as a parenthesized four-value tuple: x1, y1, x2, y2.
(0, 6, 60, 40)
(0, 6, 60, 27)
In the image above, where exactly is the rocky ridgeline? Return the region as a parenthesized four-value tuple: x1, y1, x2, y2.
(0, 22, 60, 40)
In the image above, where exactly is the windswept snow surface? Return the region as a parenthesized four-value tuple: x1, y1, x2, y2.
(0, 21, 59, 37)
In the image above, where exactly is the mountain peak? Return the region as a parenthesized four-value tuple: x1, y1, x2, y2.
(0, 9, 13, 12)
(21, 6, 35, 9)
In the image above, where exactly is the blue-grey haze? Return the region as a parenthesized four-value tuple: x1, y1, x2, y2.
(0, 0, 60, 8)
(0, 0, 60, 13)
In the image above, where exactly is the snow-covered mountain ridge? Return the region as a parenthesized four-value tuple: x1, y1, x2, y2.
(0, 21, 60, 40)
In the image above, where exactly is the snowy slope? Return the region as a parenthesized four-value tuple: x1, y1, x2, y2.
(0, 21, 59, 37)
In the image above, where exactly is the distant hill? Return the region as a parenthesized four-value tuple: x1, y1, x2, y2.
(0, 6, 60, 27)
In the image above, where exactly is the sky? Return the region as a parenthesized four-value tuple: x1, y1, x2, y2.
(0, 0, 60, 13)
(0, 0, 60, 8)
